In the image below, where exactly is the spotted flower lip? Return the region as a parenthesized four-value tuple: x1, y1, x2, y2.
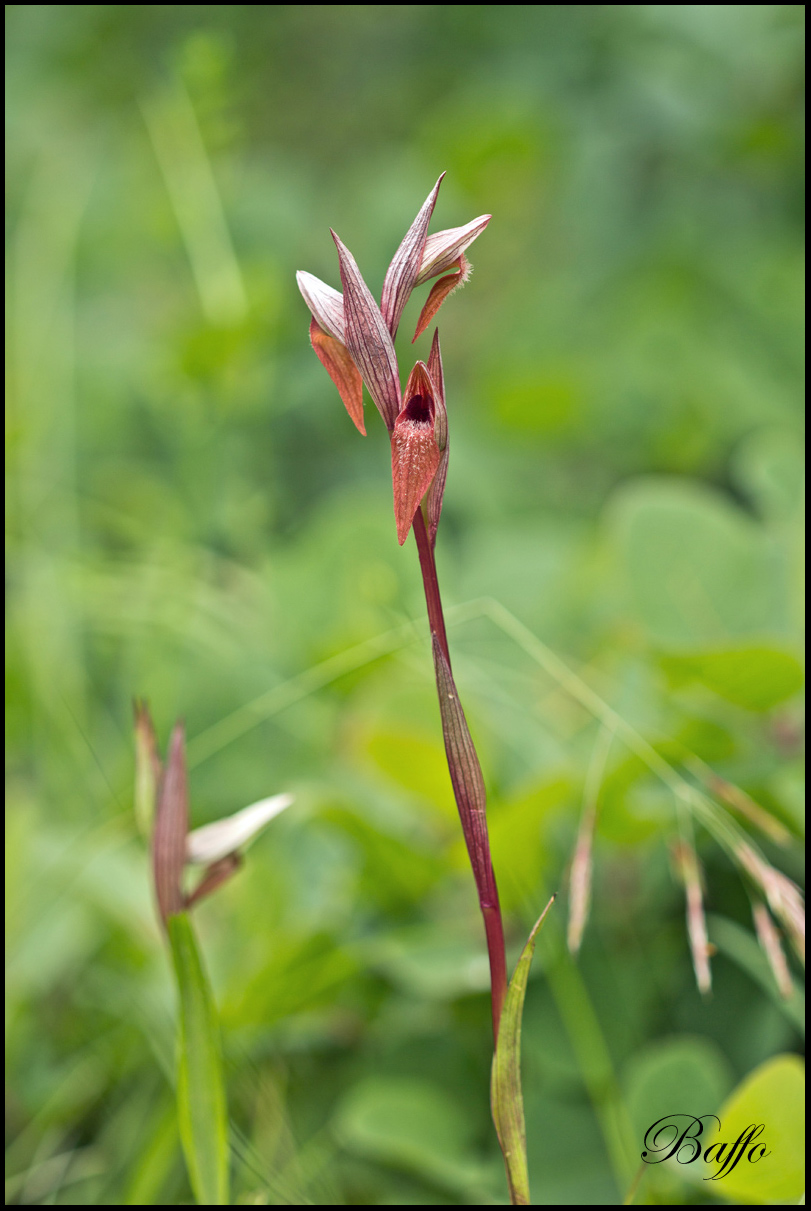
(391, 360, 442, 545)
(295, 175, 490, 433)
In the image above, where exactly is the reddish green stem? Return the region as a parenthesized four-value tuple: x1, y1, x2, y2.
(413, 507, 451, 665)
(483, 902, 508, 1038)
(412, 507, 508, 1040)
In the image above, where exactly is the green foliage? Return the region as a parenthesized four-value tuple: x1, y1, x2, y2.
(623, 1036, 734, 1144)
(491, 901, 555, 1205)
(621, 1036, 734, 1203)
(708, 915, 805, 1036)
(335, 1076, 490, 1200)
(702, 1055, 805, 1205)
(660, 647, 804, 713)
(6, 4, 803, 1205)
(168, 913, 229, 1205)
(608, 480, 789, 647)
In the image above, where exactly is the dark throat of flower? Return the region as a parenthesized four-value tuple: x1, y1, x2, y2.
(401, 392, 432, 425)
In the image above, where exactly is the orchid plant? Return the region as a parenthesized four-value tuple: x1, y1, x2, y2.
(297, 175, 552, 1205)
(135, 701, 293, 1205)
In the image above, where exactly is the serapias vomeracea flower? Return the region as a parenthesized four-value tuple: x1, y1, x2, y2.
(135, 701, 293, 925)
(296, 175, 488, 545)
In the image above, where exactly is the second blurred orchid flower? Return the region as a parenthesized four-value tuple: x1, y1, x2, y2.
(134, 701, 293, 926)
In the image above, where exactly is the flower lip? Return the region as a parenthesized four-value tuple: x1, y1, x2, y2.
(391, 360, 441, 545)
(399, 359, 436, 414)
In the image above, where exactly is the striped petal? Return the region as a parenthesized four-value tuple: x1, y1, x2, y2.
(425, 329, 448, 546)
(381, 173, 444, 338)
(152, 722, 189, 924)
(296, 270, 345, 342)
(416, 215, 491, 285)
(332, 231, 402, 430)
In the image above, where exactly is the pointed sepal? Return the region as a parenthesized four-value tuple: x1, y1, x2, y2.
(381, 173, 444, 338)
(296, 270, 346, 342)
(134, 698, 163, 839)
(424, 329, 448, 545)
(670, 839, 712, 995)
(152, 721, 189, 926)
(567, 819, 594, 958)
(186, 793, 294, 866)
(332, 231, 401, 430)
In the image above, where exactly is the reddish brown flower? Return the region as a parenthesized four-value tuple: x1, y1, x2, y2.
(138, 703, 292, 925)
(296, 176, 489, 436)
(391, 361, 442, 545)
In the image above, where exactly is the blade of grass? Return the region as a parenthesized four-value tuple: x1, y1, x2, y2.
(708, 913, 805, 1034)
(477, 598, 782, 882)
(491, 896, 556, 1205)
(123, 1100, 179, 1206)
(142, 83, 247, 326)
(545, 942, 637, 1195)
(623, 1160, 647, 1205)
(188, 594, 777, 880)
(187, 619, 421, 767)
(8, 143, 91, 769)
(168, 912, 229, 1205)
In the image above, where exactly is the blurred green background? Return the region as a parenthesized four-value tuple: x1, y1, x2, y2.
(6, 5, 805, 1205)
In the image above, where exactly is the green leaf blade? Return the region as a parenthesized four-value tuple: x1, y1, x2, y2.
(660, 646, 804, 712)
(168, 912, 229, 1206)
(703, 1054, 805, 1204)
(491, 897, 556, 1205)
